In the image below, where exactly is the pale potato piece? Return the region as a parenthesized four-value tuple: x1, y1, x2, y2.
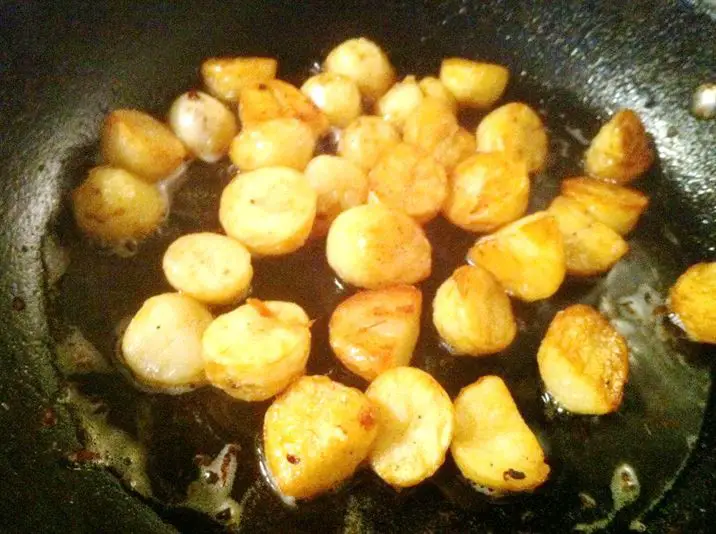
(72, 166, 167, 244)
(451, 376, 550, 492)
(162, 232, 253, 306)
(467, 212, 566, 302)
(239, 79, 329, 137)
(201, 57, 277, 102)
(403, 97, 459, 154)
(168, 90, 238, 163)
(585, 109, 654, 184)
(304, 155, 369, 237)
(538, 304, 629, 414)
(368, 143, 448, 223)
(326, 204, 432, 289)
(475, 102, 548, 173)
(366, 367, 454, 487)
(229, 118, 316, 171)
(375, 75, 424, 131)
(439, 58, 509, 109)
(561, 177, 649, 235)
(263, 375, 378, 499)
(432, 265, 516, 356)
(324, 37, 396, 101)
(121, 293, 213, 389)
(669, 262, 716, 344)
(329, 286, 422, 381)
(418, 76, 458, 114)
(547, 195, 629, 277)
(442, 152, 530, 233)
(202, 299, 311, 401)
(300, 72, 362, 128)
(101, 109, 187, 182)
(432, 127, 477, 173)
(219, 167, 316, 256)
(337, 116, 401, 172)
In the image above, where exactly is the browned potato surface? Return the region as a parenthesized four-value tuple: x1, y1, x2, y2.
(324, 38, 396, 101)
(439, 58, 509, 108)
(669, 262, 716, 344)
(201, 57, 277, 101)
(338, 116, 401, 172)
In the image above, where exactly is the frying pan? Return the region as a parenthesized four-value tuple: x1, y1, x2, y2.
(1, 0, 715, 532)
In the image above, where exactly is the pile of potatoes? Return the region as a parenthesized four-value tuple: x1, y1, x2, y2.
(71, 37, 716, 502)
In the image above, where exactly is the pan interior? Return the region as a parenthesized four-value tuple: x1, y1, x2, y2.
(47, 76, 711, 533)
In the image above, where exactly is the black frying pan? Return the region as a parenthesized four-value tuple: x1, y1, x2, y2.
(1, 1, 715, 532)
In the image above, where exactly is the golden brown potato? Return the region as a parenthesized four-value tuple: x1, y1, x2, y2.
(365, 367, 454, 487)
(561, 177, 649, 235)
(162, 232, 253, 306)
(219, 167, 316, 256)
(263, 375, 378, 499)
(475, 102, 548, 174)
(239, 79, 330, 137)
(300, 72, 362, 128)
(418, 76, 458, 114)
(229, 118, 316, 171)
(403, 97, 459, 154)
(329, 285, 422, 381)
(431, 127, 477, 173)
(669, 262, 716, 344)
(439, 58, 509, 109)
(585, 109, 654, 184)
(202, 299, 311, 401)
(326, 204, 432, 289)
(442, 152, 530, 233)
(467, 212, 566, 302)
(101, 109, 187, 182)
(201, 57, 277, 101)
(121, 293, 213, 390)
(324, 37, 396, 101)
(538, 304, 629, 414)
(375, 75, 424, 131)
(432, 265, 516, 356)
(368, 143, 448, 223)
(337, 116, 401, 172)
(451, 376, 550, 492)
(547, 195, 629, 277)
(72, 166, 167, 245)
(304, 155, 368, 237)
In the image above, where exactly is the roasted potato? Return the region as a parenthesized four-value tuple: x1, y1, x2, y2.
(439, 58, 509, 109)
(669, 262, 716, 344)
(101, 109, 187, 182)
(375, 75, 425, 131)
(403, 97, 459, 154)
(202, 299, 311, 401)
(547, 195, 628, 277)
(329, 285, 422, 381)
(121, 293, 212, 390)
(585, 109, 654, 184)
(431, 127, 477, 173)
(368, 143, 448, 223)
(300, 72, 362, 128)
(168, 90, 237, 163)
(561, 177, 649, 235)
(162, 232, 253, 306)
(467, 212, 566, 302)
(442, 152, 530, 233)
(239, 79, 330, 137)
(326, 204, 432, 289)
(229, 117, 316, 171)
(201, 57, 277, 102)
(432, 265, 516, 356)
(72, 165, 167, 245)
(475, 102, 548, 173)
(324, 37, 396, 101)
(263, 375, 378, 499)
(219, 167, 316, 256)
(418, 76, 458, 114)
(365, 367, 454, 487)
(451, 376, 550, 492)
(538, 304, 629, 414)
(337, 116, 401, 172)
(304, 155, 368, 237)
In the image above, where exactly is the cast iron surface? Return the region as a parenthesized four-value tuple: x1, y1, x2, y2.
(1, 1, 714, 532)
